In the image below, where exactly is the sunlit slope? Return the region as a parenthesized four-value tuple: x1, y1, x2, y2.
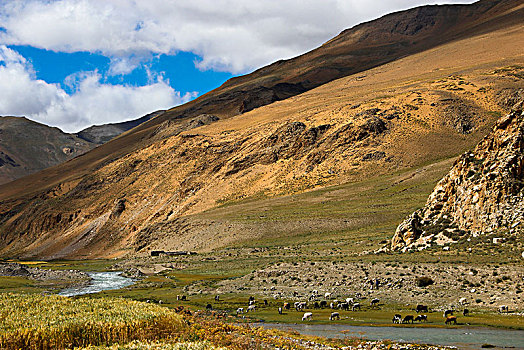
(1, 0, 521, 201)
(0, 1, 523, 259)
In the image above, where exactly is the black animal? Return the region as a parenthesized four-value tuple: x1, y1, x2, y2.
(206, 304, 212, 310)
(463, 309, 469, 316)
(444, 310, 454, 317)
(249, 296, 255, 302)
(402, 315, 414, 323)
(416, 304, 428, 313)
(339, 302, 350, 311)
(313, 301, 320, 309)
(320, 300, 328, 308)
(215, 295, 220, 301)
(264, 300, 268, 306)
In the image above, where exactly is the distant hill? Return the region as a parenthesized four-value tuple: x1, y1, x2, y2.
(0, 117, 93, 185)
(76, 110, 165, 144)
(0, 112, 162, 185)
(0, 0, 522, 260)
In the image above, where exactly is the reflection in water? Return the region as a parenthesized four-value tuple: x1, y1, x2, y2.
(59, 272, 134, 297)
(257, 323, 524, 350)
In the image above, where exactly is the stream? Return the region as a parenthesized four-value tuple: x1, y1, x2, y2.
(257, 323, 524, 349)
(58, 271, 134, 297)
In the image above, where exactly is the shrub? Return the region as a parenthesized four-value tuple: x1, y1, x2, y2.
(416, 276, 434, 287)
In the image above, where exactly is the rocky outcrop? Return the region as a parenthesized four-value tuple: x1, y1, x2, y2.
(392, 104, 524, 251)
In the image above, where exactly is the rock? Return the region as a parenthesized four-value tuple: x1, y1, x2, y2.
(392, 104, 524, 251)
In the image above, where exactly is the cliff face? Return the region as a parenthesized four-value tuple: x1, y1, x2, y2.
(392, 99, 524, 251)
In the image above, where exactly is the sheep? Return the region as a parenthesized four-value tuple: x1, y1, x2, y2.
(329, 312, 340, 320)
(402, 315, 414, 323)
(278, 307, 282, 315)
(459, 297, 467, 305)
(346, 297, 354, 305)
(236, 307, 244, 314)
(416, 304, 428, 313)
(370, 298, 380, 308)
(352, 302, 361, 311)
(320, 300, 328, 308)
(392, 314, 402, 324)
(414, 315, 427, 322)
(325, 292, 332, 299)
(463, 309, 470, 316)
(338, 302, 350, 311)
(206, 304, 212, 310)
(499, 305, 509, 313)
(302, 312, 313, 321)
(443, 310, 454, 318)
(215, 295, 220, 302)
(247, 305, 256, 312)
(249, 299, 256, 306)
(283, 302, 291, 310)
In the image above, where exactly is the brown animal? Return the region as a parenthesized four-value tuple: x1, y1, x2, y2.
(283, 302, 290, 310)
(445, 316, 457, 325)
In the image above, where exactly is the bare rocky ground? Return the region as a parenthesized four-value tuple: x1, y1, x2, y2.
(0, 262, 89, 284)
(209, 261, 523, 312)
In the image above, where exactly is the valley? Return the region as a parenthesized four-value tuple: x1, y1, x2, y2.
(0, 0, 523, 349)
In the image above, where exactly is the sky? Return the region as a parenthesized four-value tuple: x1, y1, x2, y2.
(0, 0, 476, 133)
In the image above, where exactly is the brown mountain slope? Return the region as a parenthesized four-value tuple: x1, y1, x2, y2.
(0, 117, 93, 185)
(0, 0, 523, 259)
(1, 0, 521, 202)
(391, 100, 523, 252)
(0, 112, 162, 185)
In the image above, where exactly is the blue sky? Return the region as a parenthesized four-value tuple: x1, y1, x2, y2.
(0, 0, 475, 133)
(11, 45, 233, 97)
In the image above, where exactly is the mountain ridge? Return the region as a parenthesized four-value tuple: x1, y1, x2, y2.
(0, 0, 523, 259)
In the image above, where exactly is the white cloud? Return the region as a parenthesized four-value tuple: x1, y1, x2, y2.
(0, 0, 477, 74)
(0, 45, 193, 132)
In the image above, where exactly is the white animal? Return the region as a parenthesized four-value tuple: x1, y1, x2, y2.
(236, 308, 244, 314)
(459, 297, 468, 305)
(249, 300, 255, 306)
(325, 292, 332, 299)
(247, 305, 256, 312)
(370, 298, 380, 307)
(352, 303, 361, 311)
(302, 312, 313, 321)
(346, 297, 354, 305)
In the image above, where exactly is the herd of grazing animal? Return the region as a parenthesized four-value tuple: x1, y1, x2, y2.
(200, 293, 470, 325)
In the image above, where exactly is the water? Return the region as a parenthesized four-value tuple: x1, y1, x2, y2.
(58, 271, 134, 297)
(257, 323, 524, 349)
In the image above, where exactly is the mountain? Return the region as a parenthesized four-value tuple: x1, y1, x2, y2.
(391, 98, 523, 252)
(0, 112, 163, 185)
(0, 0, 522, 260)
(76, 110, 165, 145)
(0, 117, 93, 185)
